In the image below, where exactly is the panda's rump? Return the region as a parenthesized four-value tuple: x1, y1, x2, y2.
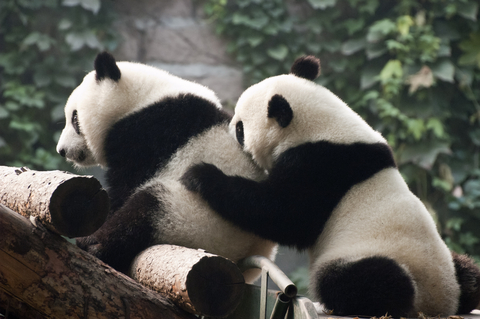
(311, 168, 460, 315)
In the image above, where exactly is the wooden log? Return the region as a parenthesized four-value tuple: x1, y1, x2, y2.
(130, 245, 246, 318)
(0, 166, 109, 237)
(0, 204, 195, 319)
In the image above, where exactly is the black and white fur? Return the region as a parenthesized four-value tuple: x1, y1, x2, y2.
(181, 56, 480, 316)
(56, 52, 277, 282)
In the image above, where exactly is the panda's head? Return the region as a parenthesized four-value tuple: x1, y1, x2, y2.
(57, 51, 222, 168)
(56, 52, 125, 168)
(230, 56, 385, 170)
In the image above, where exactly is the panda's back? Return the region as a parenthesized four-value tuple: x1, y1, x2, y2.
(137, 123, 276, 277)
(103, 93, 231, 211)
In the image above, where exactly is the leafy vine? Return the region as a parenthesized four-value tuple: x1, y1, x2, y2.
(204, 0, 480, 259)
(0, 0, 119, 170)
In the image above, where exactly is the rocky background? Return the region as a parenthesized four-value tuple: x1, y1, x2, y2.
(113, 0, 244, 109)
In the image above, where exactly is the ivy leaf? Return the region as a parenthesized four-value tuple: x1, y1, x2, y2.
(367, 19, 396, 43)
(307, 0, 337, 10)
(66, 31, 102, 51)
(66, 32, 86, 51)
(398, 140, 451, 169)
(458, 32, 480, 68)
(396, 15, 414, 36)
(438, 39, 451, 57)
(465, 180, 480, 198)
(247, 35, 263, 47)
(62, 0, 81, 7)
(23, 32, 55, 51)
(267, 44, 288, 61)
(80, 0, 100, 14)
(33, 71, 53, 87)
(457, 2, 478, 21)
(343, 18, 365, 35)
(446, 217, 464, 231)
(232, 12, 268, 29)
(360, 61, 383, 89)
(433, 21, 460, 41)
(379, 60, 403, 83)
(426, 118, 445, 138)
(366, 42, 387, 59)
(405, 66, 434, 94)
(431, 59, 455, 83)
(54, 74, 77, 88)
(63, 0, 100, 14)
(406, 118, 425, 140)
(58, 18, 72, 30)
(341, 38, 366, 55)
(455, 67, 473, 87)
(0, 106, 9, 119)
(469, 129, 480, 146)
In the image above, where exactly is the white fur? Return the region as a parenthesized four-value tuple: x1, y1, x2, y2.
(139, 124, 277, 282)
(56, 59, 277, 283)
(231, 74, 384, 170)
(57, 61, 222, 167)
(309, 168, 459, 316)
(233, 72, 460, 314)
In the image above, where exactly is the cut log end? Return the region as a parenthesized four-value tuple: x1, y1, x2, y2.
(50, 177, 109, 237)
(0, 166, 110, 238)
(131, 245, 246, 317)
(187, 255, 245, 317)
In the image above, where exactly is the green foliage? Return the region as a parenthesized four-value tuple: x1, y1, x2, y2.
(288, 266, 310, 296)
(0, 0, 118, 170)
(204, 0, 480, 259)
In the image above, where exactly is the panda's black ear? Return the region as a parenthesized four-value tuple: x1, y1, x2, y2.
(94, 51, 121, 82)
(268, 94, 293, 128)
(290, 55, 321, 81)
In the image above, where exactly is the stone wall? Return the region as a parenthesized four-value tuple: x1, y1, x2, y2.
(112, 0, 243, 108)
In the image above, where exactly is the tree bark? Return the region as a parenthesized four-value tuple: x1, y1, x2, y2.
(0, 204, 195, 319)
(0, 166, 109, 237)
(130, 245, 245, 318)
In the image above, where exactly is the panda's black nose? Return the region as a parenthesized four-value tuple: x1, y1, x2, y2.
(59, 149, 66, 157)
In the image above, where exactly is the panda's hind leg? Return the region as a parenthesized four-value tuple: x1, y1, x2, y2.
(315, 255, 415, 318)
(76, 187, 162, 274)
(452, 251, 480, 314)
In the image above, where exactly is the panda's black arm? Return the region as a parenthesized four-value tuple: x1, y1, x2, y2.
(180, 162, 311, 246)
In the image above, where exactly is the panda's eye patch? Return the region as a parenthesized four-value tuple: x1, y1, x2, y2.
(236, 121, 244, 147)
(72, 110, 81, 135)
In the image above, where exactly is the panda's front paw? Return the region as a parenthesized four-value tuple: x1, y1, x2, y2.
(77, 236, 107, 260)
(180, 162, 223, 193)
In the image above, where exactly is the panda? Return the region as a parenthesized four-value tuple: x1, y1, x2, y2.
(181, 56, 480, 317)
(56, 51, 277, 283)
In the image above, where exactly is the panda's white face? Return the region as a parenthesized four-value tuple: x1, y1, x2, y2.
(230, 74, 385, 170)
(56, 84, 97, 167)
(57, 52, 222, 168)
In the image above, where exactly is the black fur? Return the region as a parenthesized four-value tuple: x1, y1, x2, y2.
(316, 256, 415, 317)
(76, 188, 161, 274)
(268, 94, 293, 128)
(104, 93, 230, 211)
(235, 121, 244, 147)
(452, 251, 480, 314)
(94, 51, 121, 82)
(290, 55, 321, 80)
(181, 141, 396, 249)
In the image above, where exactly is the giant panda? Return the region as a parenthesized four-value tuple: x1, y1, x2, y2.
(181, 56, 480, 316)
(56, 51, 277, 282)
